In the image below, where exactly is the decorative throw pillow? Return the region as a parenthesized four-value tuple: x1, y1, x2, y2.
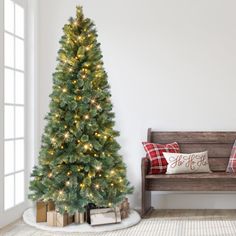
(226, 140, 236, 173)
(163, 151, 211, 174)
(142, 142, 180, 174)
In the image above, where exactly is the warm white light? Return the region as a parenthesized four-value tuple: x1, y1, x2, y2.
(96, 166, 101, 171)
(51, 137, 56, 143)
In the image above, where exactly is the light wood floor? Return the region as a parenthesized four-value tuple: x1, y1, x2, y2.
(147, 209, 236, 219)
(2, 210, 236, 236)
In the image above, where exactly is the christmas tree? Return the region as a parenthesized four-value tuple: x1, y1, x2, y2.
(29, 6, 133, 214)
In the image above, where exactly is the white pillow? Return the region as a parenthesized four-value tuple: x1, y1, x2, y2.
(163, 151, 211, 174)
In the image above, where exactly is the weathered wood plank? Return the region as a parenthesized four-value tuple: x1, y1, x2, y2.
(151, 132, 236, 144)
(147, 128, 152, 142)
(146, 178, 236, 191)
(209, 157, 228, 171)
(145, 172, 236, 179)
(180, 143, 232, 158)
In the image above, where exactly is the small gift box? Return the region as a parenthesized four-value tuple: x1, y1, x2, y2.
(74, 211, 85, 224)
(56, 212, 68, 227)
(47, 211, 57, 226)
(36, 200, 55, 222)
(90, 207, 121, 226)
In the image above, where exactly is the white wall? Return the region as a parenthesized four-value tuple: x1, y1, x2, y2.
(37, 0, 236, 209)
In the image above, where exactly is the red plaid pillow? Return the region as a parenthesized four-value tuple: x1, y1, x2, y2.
(143, 142, 180, 174)
(226, 140, 236, 173)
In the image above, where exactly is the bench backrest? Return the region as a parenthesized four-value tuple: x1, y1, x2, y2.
(148, 129, 236, 172)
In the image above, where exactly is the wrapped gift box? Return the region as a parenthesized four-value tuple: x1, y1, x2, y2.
(56, 212, 68, 227)
(36, 201, 47, 222)
(75, 211, 85, 224)
(47, 200, 55, 211)
(36, 200, 56, 222)
(47, 211, 74, 227)
(47, 211, 57, 226)
(68, 214, 74, 224)
(90, 207, 121, 226)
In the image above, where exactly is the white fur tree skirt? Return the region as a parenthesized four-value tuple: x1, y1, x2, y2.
(23, 208, 141, 233)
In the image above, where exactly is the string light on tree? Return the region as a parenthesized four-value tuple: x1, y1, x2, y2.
(49, 150, 54, 156)
(51, 137, 56, 144)
(95, 165, 101, 171)
(84, 114, 89, 120)
(64, 132, 70, 139)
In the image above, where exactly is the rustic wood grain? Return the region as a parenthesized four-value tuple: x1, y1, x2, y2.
(180, 143, 232, 158)
(141, 158, 152, 217)
(146, 172, 236, 179)
(151, 132, 236, 144)
(146, 178, 236, 191)
(208, 157, 228, 171)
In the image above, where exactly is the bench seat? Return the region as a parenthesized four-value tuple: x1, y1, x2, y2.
(145, 172, 236, 191)
(146, 172, 236, 179)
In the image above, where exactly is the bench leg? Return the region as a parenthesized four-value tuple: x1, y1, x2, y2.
(141, 157, 153, 218)
(141, 189, 153, 218)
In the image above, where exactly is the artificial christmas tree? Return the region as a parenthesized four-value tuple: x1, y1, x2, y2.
(29, 6, 133, 217)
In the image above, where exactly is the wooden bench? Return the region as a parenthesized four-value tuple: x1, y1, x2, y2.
(141, 129, 236, 217)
